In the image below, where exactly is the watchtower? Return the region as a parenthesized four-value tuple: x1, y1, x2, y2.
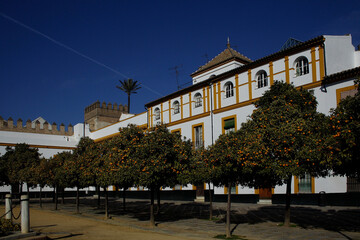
(84, 101, 128, 131)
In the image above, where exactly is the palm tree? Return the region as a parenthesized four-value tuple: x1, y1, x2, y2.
(116, 78, 141, 113)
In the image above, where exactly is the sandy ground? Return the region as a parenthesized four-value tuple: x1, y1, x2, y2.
(2, 206, 200, 240)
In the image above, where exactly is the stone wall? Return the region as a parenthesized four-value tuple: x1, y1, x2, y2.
(84, 101, 128, 131)
(0, 117, 73, 136)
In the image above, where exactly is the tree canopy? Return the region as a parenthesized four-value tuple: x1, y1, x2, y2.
(243, 81, 329, 226)
(327, 82, 360, 180)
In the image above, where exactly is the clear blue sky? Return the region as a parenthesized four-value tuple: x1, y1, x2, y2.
(1, 0, 359, 127)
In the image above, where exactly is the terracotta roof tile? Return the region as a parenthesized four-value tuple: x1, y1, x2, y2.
(322, 66, 360, 84)
(191, 46, 252, 77)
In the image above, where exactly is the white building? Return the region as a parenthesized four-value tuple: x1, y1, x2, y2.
(1, 34, 360, 202)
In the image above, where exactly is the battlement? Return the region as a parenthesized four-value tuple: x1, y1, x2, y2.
(0, 116, 74, 136)
(84, 101, 128, 131)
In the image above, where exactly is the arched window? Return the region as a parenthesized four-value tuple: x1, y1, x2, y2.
(294, 57, 309, 76)
(224, 82, 234, 98)
(256, 70, 268, 89)
(154, 107, 160, 120)
(173, 101, 180, 115)
(194, 93, 202, 108)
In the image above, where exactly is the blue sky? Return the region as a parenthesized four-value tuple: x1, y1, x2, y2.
(1, 0, 359, 127)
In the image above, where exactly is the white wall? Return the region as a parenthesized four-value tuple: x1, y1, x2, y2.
(324, 35, 355, 75)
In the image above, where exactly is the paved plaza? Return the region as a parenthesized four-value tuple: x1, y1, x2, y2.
(2, 197, 360, 239)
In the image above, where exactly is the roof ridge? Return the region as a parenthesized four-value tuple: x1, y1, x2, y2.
(191, 45, 252, 76)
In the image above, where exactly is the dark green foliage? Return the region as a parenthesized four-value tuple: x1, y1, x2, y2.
(1, 143, 41, 191)
(245, 81, 329, 183)
(243, 81, 330, 226)
(327, 81, 360, 180)
(136, 124, 192, 189)
(116, 78, 141, 112)
(0, 219, 20, 236)
(104, 124, 145, 188)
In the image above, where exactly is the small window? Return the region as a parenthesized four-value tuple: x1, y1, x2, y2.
(299, 173, 312, 193)
(224, 82, 234, 98)
(224, 118, 235, 134)
(194, 93, 202, 108)
(173, 101, 180, 115)
(294, 57, 309, 76)
(154, 108, 160, 120)
(194, 125, 203, 149)
(256, 70, 268, 88)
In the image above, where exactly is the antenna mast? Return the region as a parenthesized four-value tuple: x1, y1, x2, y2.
(169, 65, 182, 90)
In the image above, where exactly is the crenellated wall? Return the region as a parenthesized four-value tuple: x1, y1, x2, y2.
(84, 100, 128, 131)
(0, 116, 74, 136)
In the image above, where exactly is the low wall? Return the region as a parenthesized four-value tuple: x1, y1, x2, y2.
(1, 191, 359, 207)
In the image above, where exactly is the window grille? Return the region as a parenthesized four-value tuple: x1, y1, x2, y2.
(295, 57, 309, 76)
(225, 82, 234, 98)
(194, 125, 203, 149)
(194, 93, 202, 108)
(154, 108, 160, 120)
(256, 71, 268, 88)
(173, 101, 180, 114)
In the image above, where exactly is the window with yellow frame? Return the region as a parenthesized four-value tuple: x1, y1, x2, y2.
(192, 123, 204, 149)
(222, 115, 237, 135)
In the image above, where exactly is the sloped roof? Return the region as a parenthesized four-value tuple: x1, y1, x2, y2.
(322, 66, 360, 85)
(146, 35, 325, 108)
(280, 38, 303, 51)
(191, 44, 252, 77)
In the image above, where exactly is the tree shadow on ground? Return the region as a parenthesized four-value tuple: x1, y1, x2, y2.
(47, 198, 360, 233)
(230, 206, 360, 233)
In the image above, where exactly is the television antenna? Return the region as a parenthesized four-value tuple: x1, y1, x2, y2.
(169, 65, 183, 90)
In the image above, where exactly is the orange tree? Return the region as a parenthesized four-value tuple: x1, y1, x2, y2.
(2, 143, 41, 195)
(207, 129, 254, 238)
(33, 157, 53, 207)
(77, 137, 115, 218)
(92, 139, 114, 218)
(179, 147, 216, 220)
(69, 137, 97, 213)
(49, 151, 73, 210)
(243, 81, 329, 226)
(106, 124, 145, 212)
(0, 152, 10, 187)
(327, 81, 360, 180)
(135, 124, 192, 227)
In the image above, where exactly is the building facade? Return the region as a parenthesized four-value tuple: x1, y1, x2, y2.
(1, 34, 360, 200)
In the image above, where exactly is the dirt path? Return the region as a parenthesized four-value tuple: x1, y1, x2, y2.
(3, 206, 202, 240)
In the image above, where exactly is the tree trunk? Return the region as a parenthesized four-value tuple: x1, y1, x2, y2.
(208, 182, 213, 220)
(123, 187, 126, 212)
(61, 187, 65, 204)
(156, 188, 161, 215)
(226, 182, 232, 238)
(55, 186, 58, 210)
(96, 185, 101, 209)
(39, 187, 42, 208)
(76, 186, 80, 214)
(127, 94, 131, 113)
(105, 188, 109, 219)
(52, 187, 56, 203)
(26, 182, 30, 197)
(150, 188, 155, 227)
(284, 176, 292, 227)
